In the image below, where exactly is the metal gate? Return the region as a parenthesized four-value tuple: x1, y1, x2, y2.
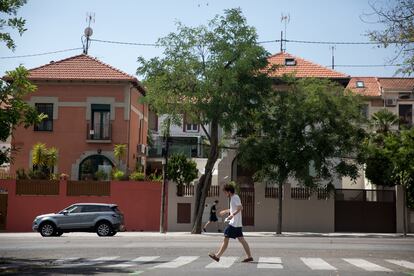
(239, 187, 254, 226)
(0, 192, 8, 231)
(335, 189, 396, 233)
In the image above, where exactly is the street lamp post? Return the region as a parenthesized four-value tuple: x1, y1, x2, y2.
(160, 136, 169, 233)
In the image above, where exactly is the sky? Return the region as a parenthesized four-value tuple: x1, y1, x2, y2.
(0, 0, 403, 79)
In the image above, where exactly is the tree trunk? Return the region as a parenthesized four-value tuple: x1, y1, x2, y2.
(276, 182, 283, 235)
(191, 120, 219, 234)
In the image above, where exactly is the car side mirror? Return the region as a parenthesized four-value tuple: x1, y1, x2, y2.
(62, 210, 69, 215)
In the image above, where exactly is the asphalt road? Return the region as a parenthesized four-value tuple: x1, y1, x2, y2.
(1, 232, 414, 275)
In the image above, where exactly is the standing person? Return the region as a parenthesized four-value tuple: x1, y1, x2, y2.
(203, 200, 220, 232)
(208, 184, 253, 263)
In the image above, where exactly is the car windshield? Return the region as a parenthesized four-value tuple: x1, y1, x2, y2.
(59, 205, 81, 214)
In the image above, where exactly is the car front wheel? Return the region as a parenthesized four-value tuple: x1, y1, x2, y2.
(96, 221, 113, 237)
(40, 222, 56, 237)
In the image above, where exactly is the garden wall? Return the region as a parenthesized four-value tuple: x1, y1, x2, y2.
(0, 180, 162, 232)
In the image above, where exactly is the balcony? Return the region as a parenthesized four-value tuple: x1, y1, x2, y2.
(148, 136, 212, 158)
(86, 123, 112, 143)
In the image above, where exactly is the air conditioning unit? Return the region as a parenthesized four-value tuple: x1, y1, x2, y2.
(385, 98, 397, 106)
(137, 144, 148, 156)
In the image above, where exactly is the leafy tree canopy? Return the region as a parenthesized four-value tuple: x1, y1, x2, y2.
(0, 66, 46, 165)
(0, 0, 27, 50)
(238, 78, 366, 188)
(167, 153, 198, 186)
(365, 0, 414, 75)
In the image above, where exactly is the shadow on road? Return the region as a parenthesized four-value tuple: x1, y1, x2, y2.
(0, 257, 167, 275)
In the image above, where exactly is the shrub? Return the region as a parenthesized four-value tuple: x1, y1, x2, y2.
(16, 168, 28, 180)
(129, 171, 145, 181)
(112, 169, 125, 181)
(148, 173, 163, 182)
(94, 170, 108, 181)
(28, 169, 47, 180)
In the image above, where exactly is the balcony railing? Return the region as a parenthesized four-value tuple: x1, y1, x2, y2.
(86, 123, 112, 142)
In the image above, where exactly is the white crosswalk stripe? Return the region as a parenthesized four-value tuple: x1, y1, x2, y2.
(152, 256, 199, 268)
(51, 255, 411, 272)
(386, 259, 414, 270)
(105, 256, 160, 268)
(257, 257, 283, 269)
(301, 258, 336, 270)
(343, 258, 392, 272)
(206, 257, 238, 268)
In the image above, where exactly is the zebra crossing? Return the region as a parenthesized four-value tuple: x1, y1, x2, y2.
(51, 255, 414, 272)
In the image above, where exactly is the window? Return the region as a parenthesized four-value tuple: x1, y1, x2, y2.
(356, 81, 365, 88)
(66, 205, 83, 214)
(90, 104, 110, 140)
(34, 103, 53, 131)
(183, 116, 199, 132)
(399, 104, 413, 128)
(361, 104, 369, 119)
(285, 58, 296, 66)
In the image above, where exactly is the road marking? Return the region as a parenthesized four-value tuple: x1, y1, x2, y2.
(257, 257, 283, 269)
(152, 256, 199, 268)
(54, 257, 80, 264)
(301, 258, 336, 270)
(343, 258, 392, 272)
(386, 259, 414, 270)
(206, 257, 238, 268)
(106, 256, 160, 268)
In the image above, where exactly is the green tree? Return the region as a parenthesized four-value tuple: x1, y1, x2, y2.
(364, 0, 414, 75)
(138, 8, 273, 233)
(167, 153, 198, 190)
(363, 128, 414, 235)
(238, 78, 366, 234)
(370, 109, 399, 133)
(0, 0, 27, 50)
(114, 144, 127, 169)
(0, 67, 46, 165)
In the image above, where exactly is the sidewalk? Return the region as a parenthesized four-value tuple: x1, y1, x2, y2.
(0, 231, 413, 238)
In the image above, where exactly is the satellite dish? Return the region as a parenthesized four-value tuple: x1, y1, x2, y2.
(84, 27, 93, 37)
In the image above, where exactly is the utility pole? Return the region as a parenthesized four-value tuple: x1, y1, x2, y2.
(160, 118, 170, 233)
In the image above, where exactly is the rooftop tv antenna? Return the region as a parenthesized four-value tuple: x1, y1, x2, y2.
(280, 13, 290, 52)
(82, 12, 95, 54)
(330, 46, 336, 69)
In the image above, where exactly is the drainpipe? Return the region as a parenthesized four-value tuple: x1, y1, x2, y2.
(126, 84, 132, 172)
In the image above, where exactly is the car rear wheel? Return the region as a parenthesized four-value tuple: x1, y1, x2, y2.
(107, 231, 117, 236)
(40, 222, 56, 237)
(96, 221, 113, 237)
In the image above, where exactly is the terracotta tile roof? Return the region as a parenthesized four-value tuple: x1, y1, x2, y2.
(28, 54, 138, 83)
(267, 52, 349, 79)
(346, 77, 381, 97)
(377, 78, 414, 91)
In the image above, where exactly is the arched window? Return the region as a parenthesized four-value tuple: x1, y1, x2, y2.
(79, 155, 114, 180)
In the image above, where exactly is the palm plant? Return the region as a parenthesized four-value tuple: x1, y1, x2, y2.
(46, 147, 58, 171)
(370, 109, 399, 133)
(32, 143, 48, 168)
(114, 144, 127, 168)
